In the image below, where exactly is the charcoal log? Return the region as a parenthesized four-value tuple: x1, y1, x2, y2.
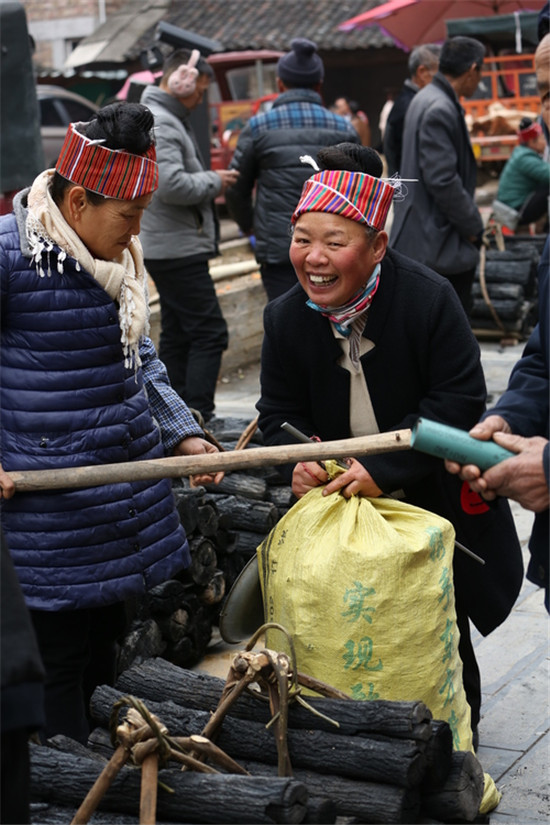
(219, 551, 249, 591)
(240, 759, 420, 824)
(302, 797, 336, 824)
(229, 530, 267, 558)
(87, 731, 415, 824)
(208, 420, 263, 444)
(471, 298, 524, 321)
(501, 236, 545, 257)
(47, 734, 107, 763)
(472, 282, 524, 301)
(116, 620, 165, 675)
(266, 486, 297, 512)
(156, 608, 191, 643)
(30, 744, 309, 824)
(116, 658, 432, 741)
(164, 636, 195, 667)
(421, 750, 484, 823)
(161, 597, 213, 668)
(91, 685, 427, 788)
(210, 526, 235, 552)
(421, 719, 453, 790)
(188, 537, 217, 587)
(196, 503, 219, 537)
(207, 494, 278, 533)
(210, 473, 268, 501)
(198, 569, 226, 606)
(145, 580, 187, 616)
(251, 466, 289, 485)
(477, 254, 536, 290)
(88, 726, 121, 759)
(173, 488, 202, 534)
(31, 802, 180, 825)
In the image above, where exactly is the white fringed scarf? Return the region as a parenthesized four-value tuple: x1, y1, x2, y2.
(25, 169, 149, 369)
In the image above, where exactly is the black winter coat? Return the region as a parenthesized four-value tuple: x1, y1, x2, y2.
(226, 89, 359, 264)
(257, 248, 523, 635)
(383, 80, 417, 177)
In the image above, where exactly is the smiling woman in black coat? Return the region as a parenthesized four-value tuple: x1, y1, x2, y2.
(257, 143, 523, 740)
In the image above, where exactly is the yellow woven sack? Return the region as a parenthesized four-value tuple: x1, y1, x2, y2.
(257, 483, 500, 814)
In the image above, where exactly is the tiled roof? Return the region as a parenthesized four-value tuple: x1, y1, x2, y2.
(130, 0, 395, 57)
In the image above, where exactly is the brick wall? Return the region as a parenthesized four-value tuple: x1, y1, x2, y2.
(21, 0, 127, 71)
(23, 0, 125, 23)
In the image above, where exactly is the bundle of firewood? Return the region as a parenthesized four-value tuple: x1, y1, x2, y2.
(118, 417, 295, 674)
(29, 656, 485, 824)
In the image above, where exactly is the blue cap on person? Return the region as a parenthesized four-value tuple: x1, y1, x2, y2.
(277, 38, 324, 86)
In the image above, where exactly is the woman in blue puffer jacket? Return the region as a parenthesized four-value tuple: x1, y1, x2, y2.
(0, 103, 223, 743)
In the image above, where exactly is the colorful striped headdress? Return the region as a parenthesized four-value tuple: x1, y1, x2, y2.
(55, 122, 159, 200)
(292, 169, 395, 231)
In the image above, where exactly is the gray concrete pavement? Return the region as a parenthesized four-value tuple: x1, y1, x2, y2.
(213, 339, 550, 824)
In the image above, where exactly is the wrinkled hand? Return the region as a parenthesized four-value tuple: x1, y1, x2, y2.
(445, 417, 549, 512)
(445, 415, 512, 484)
(292, 460, 328, 498)
(173, 436, 224, 487)
(216, 169, 239, 193)
(0, 463, 15, 500)
(484, 432, 549, 511)
(470, 433, 548, 512)
(322, 457, 382, 499)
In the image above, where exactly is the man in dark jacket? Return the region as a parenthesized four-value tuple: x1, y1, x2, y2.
(390, 36, 485, 315)
(225, 38, 359, 301)
(383, 43, 441, 177)
(446, 206, 549, 610)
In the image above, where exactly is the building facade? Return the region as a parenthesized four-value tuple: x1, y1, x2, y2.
(22, 0, 126, 71)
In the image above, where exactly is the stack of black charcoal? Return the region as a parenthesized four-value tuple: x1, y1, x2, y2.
(470, 236, 543, 339)
(29, 656, 487, 824)
(118, 417, 295, 673)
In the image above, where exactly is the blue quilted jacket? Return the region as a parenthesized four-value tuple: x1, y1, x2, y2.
(0, 204, 192, 611)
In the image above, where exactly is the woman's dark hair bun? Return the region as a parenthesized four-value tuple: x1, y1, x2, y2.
(518, 116, 533, 131)
(84, 102, 155, 154)
(316, 143, 383, 178)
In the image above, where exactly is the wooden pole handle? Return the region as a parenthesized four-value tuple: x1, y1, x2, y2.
(8, 429, 411, 492)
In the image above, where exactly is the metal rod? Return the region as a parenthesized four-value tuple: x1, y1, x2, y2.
(281, 422, 349, 470)
(454, 540, 485, 566)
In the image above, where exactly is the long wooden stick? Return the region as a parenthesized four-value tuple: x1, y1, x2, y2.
(71, 745, 129, 824)
(139, 752, 159, 825)
(8, 430, 411, 492)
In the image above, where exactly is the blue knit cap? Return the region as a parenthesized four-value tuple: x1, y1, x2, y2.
(277, 38, 324, 87)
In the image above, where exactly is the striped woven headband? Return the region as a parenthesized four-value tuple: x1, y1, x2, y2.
(292, 169, 395, 231)
(55, 122, 159, 200)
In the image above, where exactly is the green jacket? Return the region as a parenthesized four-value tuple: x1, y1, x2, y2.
(497, 144, 550, 210)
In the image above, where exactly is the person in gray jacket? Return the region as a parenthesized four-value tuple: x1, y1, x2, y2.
(225, 38, 359, 301)
(390, 37, 485, 315)
(140, 50, 238, 422)
(383, 43, 441, 177)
